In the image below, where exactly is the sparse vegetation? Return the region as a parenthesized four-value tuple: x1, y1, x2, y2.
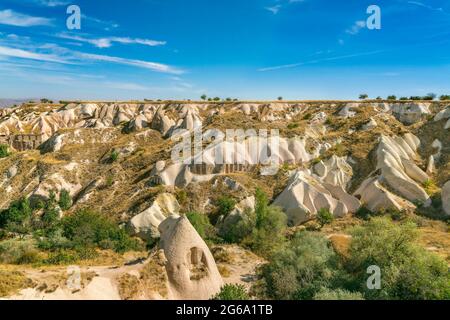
(359, 94, 368, 100)
(317, 208, 334, 227)
(0, 144, 10, 158)
(213, 284, 250, 300)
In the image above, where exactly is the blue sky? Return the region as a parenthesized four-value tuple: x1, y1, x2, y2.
(0, 0, 449, 100)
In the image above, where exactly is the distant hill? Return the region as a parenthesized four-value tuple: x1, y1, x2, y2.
(0, 99, 38, 108)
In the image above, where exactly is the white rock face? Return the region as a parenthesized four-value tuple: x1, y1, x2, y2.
(442, 181, 450, 216)
(390, 103, 431, 124)
(362, 118, 377, 130)
(314, 155, 353, 188)
(338, 103, 359, 118)
(159, 215, 223, 300)
(354, 176, 414, 212)
(128, 193, 180, 240)
(273, 170, 359, 225)
(376, 134, 430, 205)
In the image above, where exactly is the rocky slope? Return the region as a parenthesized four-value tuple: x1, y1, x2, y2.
(0, 100, 449, 299)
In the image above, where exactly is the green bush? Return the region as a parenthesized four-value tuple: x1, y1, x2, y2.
(213, 196, 236, 224)
(317, 208, 334, 227)
(58, 189, 72, 211)
(345, 217, 450, 300)
(243, 189, 287, 257)
(213, 284, 250, 300)
(0, 198, 33, 234)
(0, 144, 9, 158)
(313, 288, 364, 300)
(262, 232, 338, 300)
(62, 209, 140, 253)
(109, 150, 119, 162)
(0, 240, 41, 265)
(186, 212, 216, 241)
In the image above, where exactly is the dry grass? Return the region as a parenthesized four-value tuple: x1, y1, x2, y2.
(117, 273, 141, 300)
(0, 268, 34, 297)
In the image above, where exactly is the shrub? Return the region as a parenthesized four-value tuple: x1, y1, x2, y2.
(0, 144, 9, 158)
(0, 198, 33, 232)
(214, 196, 236, 224)
(0, 240, 41, 265)
(58, 189, 72, 211)
(186, 212, 216, 241)
(359, 94, 368, 100)
(345, 217, 450, 300)
(262, 232, 338, 300)
(213, 284, 250, 300)
(355, 206, 373, 220)
(109, 150, 119, 162)
(287, 123, 299, 129)
(277, 97, 283, 101)
(313, 288, 364, 300)
(387, 95, 397, 100)
(317, 208, 334, 227)
(62, 209, 140, 253)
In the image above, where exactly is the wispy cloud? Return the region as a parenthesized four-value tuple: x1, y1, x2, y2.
(258, 50, 385, 71)
(346, 20, 366, 35)
(265, 5, 282, 15)
(0, 9, 52, 27)
(0, 45, 69, 64)
(78, 52, 182, 74)
(407, 1, 446, 13)
(57, 33, 166, 48)
(34, 0, 70, 7)
(0, 44, 183, 74)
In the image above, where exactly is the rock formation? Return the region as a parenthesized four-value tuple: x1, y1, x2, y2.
(128, 193, 181, 240)
(442, 181, 450, 216)
(158, 215, 223, 300)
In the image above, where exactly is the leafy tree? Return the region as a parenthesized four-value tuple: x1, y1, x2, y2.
(213, 97, 221, 101)
(426, 93, 437, 100)
(58, 189, 72, 211)
(277, 97, 283, 101)
(0, 144, 10, 158)
(186, 212, 216, 241)
(200, 94, 207, 101)
(215, 196, 236, 221)
(261, 232, 338, 300)
(0, 198, 33, 230)
(317, 208, 334, 227)
(439, 95, 450, 100)
(213, 284, 250, 300)
(359, 94, 368, 100)
(62, 209, 139, 253)
(345, 217, 450, 300)
(387, 95, 397, 100)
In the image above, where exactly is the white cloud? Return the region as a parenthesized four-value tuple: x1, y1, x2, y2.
(57, 33, 166, 48)
(35, 0, 70, 7)
(0, 45, 69, 64)
(0, 44, 183, 74)
(258, 50, 384, 71)
(0, 9, 52, 27)
(265, 5, 282, 14)
(78, 52, 182, 74)
(346, 20, 366, 35)
(407, 1, 445, 13)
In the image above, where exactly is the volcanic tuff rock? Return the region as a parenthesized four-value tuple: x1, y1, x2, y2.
(158, 215, 223, 300)
(443, 181, 450, 216)
(128, 193, 181, 240)
(1, 101, 449, 229)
